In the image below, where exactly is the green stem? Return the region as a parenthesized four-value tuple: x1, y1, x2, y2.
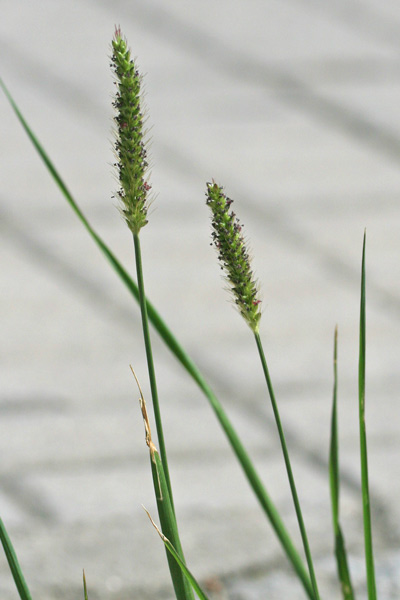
(358, 233, 376, 600)
(329, 328, 355, 599)
(181, 357, 314, 599)
(255, 332, 320, 600)
(150, 449, 194, 600)
(133, 233, 174, 510)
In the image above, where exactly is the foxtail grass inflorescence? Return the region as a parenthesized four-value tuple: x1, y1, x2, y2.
(111, 28, 174, 505)
(111, 27, 151, 235)
(206, 181, 261, 332)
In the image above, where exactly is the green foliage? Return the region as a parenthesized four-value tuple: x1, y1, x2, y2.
(0, 74, 313, 599)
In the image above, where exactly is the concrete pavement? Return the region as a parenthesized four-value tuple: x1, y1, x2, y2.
(1, 1, 400, 598)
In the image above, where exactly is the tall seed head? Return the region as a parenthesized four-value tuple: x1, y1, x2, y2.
(111, 27, 152, 234)
(206, 182, 262, 333)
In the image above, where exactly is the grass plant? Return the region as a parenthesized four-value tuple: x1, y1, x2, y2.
(0, 28, 380, 600)
(206, 181, 320, 600)
(0, 72, 314, 600)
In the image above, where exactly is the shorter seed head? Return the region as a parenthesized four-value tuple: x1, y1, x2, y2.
(111, 27, 152, 234)
(206, 181, 262, 332)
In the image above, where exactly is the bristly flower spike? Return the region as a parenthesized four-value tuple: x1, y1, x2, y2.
(111, 26, 152, 234)
(206, 181, 262, 333)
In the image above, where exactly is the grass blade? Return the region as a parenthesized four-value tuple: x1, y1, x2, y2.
(82, 570, 89, 600)
(144, 507, 211, 600)
(358, 232, 377, 600)
(329, 327, 355, 600)
(1, 81, 313, 598)
(0, 518, 33, 600)
(0, 78, 142, 304)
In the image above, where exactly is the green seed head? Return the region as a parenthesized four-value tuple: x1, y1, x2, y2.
(206, 181, 262, 333)
(111, 27, 151, 234)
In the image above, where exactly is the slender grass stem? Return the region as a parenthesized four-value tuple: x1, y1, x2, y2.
(133, 233, 174, 510)
(255, 332, 320, 600)
(358, 232, 377, 600)
(329, 328, 355, 599)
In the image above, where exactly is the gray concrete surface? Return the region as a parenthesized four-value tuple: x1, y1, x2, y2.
(1, 1, 400, 598)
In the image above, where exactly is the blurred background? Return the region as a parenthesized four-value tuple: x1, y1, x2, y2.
(1, 1, 400, 598)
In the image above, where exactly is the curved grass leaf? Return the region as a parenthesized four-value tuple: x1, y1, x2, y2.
(1, 79, 313, 599)
(329, 327, 355, 600)
(0, 518, 33, 600)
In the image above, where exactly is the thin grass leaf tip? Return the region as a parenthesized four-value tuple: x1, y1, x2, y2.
(111, 27, 152, 234)
(206, 181, 262, 332)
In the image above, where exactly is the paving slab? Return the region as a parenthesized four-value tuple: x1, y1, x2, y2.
(2, 1, 400, 599)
